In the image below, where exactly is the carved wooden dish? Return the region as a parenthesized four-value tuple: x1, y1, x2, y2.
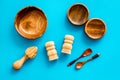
(67, 4, 89, 26)
(15, 6, 47, 39)
(85, 18, 106, 39)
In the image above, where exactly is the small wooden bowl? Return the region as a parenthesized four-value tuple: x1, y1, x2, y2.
(85, 18, 106, 39)
(67, 4, 89, 26)
(14, 6, 47, 39)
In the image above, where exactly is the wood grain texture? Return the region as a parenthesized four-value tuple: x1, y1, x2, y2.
(45, 41, 59, 61)
(67, 4, 89, 26)
(62, 35, 74, 54)
(85, 18, 106, 39)
(15, 6, 47, 39)
(13, 46, 38, 70)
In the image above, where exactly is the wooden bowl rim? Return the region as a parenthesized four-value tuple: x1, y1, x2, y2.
(85, 18, 106, 39)
(14, 6, 48, 39)
(67, 3, 89, 26)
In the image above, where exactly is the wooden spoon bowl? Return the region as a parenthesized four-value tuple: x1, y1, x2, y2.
(67, 4, 89, 26)
(85, 18, 106, 39)
(14, 6, 47, 39)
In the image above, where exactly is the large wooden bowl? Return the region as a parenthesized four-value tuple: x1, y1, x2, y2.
(85, 18, 106, 39)
(67, 3, 89, 26)
(14, 6, 47, 39)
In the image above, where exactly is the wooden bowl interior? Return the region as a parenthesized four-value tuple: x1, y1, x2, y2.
(85, 18, 106, 39)
(68, 4, 89, 26)
(15, 6, 47, 39)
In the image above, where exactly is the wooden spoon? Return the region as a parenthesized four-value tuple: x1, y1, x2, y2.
(76, 53, 100, 69)
(67, 48, 92, 67)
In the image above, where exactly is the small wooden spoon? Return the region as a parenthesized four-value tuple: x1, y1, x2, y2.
(67, 48, 92, 67)
(76, 53, 100, 69)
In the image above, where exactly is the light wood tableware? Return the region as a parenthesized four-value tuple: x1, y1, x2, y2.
(45, 41, 59, 61)
(14, 6, 47, 39)
(61, 35, 74, 54)
(13, 46, 38, 70)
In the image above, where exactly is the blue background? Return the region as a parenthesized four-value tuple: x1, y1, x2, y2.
(0, 0, 120, 80)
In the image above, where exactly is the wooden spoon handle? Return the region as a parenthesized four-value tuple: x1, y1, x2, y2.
(85, 53, 100, 63)
(91, 54, 100, 60)
(13, 55, 28, 70)
(67, 59, 78, 67)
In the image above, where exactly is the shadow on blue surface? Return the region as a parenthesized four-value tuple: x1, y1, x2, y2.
(10, 24, 44, 48)
(64, 16, 102, 46)
(10, 57, 36, 74)
(64, 17, 83, 32)
(81, 31, 102, 46)
(42, 47, 57, 68)
(59, 53, 69, 62)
